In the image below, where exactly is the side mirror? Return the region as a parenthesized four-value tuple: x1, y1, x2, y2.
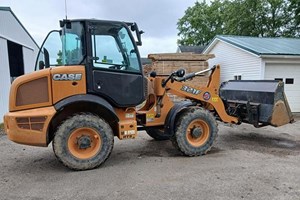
(130, 23, 143, 46)
(59, 19, 72, 29)
(176, 69, 185, 77)
(39, 61, 45, 70)
(43, 48, 50, 68)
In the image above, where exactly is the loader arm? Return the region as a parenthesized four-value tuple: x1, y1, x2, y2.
(166, 65, 239, 124)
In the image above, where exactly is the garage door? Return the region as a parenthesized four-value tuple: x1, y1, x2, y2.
(265, 63, 300, 112)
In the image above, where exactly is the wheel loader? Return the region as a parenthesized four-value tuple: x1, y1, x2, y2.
(3, 19, 294, 170)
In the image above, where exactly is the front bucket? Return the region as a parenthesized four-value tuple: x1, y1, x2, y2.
(220, 80, 294, 127)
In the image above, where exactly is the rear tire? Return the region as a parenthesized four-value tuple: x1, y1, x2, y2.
(53, 113, 114, 170)
(171, 107, 218, 156)
(146, 128, 169, 141)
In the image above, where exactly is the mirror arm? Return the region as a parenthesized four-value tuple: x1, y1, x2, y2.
(128, 23, 143, 46)
(44, 48, 50, 68)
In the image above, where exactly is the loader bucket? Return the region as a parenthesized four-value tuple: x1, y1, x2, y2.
(220, 80, 294, 127)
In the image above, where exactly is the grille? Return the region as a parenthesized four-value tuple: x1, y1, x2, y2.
(16, 116, 47, 131)
(16, 77, 49, 106)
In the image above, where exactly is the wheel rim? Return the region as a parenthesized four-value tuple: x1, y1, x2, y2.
(67, 127, 102, 159)
(186, 119, 210, 147)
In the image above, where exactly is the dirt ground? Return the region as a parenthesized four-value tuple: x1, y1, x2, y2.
(0, 116, 300, 200)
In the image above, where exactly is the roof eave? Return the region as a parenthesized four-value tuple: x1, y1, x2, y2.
(203, 36, 261, 58)
(202, 36, 219, 53)
(0, 7, 40, 49)
(0, 7, 11, 11)
(260, 54, 300, 59)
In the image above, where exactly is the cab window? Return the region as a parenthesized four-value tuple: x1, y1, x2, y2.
(91, 25, 141, 73)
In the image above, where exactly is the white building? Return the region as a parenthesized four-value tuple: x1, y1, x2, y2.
(203, 36, 300, 112)
(0, 7, 39, 122)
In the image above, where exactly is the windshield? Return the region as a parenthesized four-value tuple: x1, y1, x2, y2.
(35, 22, 85, 70)
(91, 23, 141, 73)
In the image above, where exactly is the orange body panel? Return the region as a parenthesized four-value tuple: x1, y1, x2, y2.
(4, 106, 56, 146)
(4, 63, 237, 148)
(137, 77, 174, 127)
(143, 94, 174, 126)
(51, 65, 87, 104)
(5, 65, 86, 147)
(138, 66, 237, 126)
(166, 65, 238, 124)
(153, 77, 165, 96)
(115, 108, 138, 139)
(9, 69, 52, 112)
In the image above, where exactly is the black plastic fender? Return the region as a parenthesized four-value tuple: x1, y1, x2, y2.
(54, 94, 118, 121)
(164, 101, 195, 137)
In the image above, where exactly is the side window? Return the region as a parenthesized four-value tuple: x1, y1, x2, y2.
(92, 35, 125, 70)
(91, 26, 141, 73)
(35, 31, 62, 70)
(234, 75, 242, 80)
(285, 78, 294, 84)
(35, 22, 85, 70)
(118, 27, 140, 72)
(62, 33, 84, 65)
(274, 78, 283, 82)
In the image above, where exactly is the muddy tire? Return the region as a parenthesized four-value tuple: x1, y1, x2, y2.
(171, 107, 218, 156)
(146, 128, 169, 141)
(53, 113, 114, 170)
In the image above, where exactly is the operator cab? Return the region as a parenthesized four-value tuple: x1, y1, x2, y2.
(35, 19, 145, 107)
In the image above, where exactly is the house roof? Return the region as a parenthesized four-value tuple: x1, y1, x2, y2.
(178, 45, 205, 54)
(0, 7, 39, 48)
(204, 35, 300, 56)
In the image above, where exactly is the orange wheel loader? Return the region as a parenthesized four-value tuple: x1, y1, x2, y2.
(3, 19, 294, 170)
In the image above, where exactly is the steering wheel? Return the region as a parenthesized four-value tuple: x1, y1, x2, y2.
(108, 64, 127, 70)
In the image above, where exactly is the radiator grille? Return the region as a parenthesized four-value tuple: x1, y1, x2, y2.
(16, 77, 49, 106)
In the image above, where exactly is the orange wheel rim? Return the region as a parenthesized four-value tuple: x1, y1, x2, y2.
(67, 127, 102, 159)
(186, 119, 210, 147)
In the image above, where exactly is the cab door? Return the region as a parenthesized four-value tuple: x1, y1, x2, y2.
(86, 21, 145, 107)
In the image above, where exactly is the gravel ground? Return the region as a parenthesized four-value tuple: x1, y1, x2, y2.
(0, 116, 299, 200)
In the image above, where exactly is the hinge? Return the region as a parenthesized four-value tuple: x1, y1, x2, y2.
(88, 25, 96, 32)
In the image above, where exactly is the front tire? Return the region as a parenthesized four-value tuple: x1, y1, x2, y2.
(172, 107, 218, 156)
(53, 113, 114, 170)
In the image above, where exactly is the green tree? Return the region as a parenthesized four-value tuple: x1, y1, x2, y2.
(264, 0, 290, 36)
(56, 49, 81, 65)
(287, 0, 300, 36)
(177, 0, 227, 45)
(177, 0, 298, 45)
(223, 0, 267, 36)
(57, 50, 63, 65)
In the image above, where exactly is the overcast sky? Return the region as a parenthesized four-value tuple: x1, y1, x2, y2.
(1, 0, 196, 57)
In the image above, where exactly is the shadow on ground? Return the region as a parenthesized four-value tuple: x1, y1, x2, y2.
(217, 130, 300, 157)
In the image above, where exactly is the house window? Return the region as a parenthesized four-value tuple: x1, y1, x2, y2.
(285, 78, 294, 84)
(234, 75, 242, 80)
(7, 40, 24, 82)
(274, 78, 283, 82)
